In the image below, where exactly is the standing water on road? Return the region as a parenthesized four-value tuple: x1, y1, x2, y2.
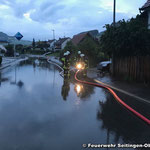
(0, 59, 150, 150)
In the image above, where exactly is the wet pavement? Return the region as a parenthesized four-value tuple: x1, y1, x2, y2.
(0, 59, 150, 150)
(88, 69, 150, 101)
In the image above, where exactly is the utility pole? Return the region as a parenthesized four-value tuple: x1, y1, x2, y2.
(113, 0, 116, 27)
(112, 0, 116, 75)
(52, 29, 55, 40)
(52, 29, 55, 52)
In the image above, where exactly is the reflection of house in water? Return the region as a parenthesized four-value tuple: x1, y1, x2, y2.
(0, 72, 9, 87)
(97, 92, 150, 144)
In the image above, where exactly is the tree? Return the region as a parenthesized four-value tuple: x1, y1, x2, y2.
(100, 12, 150, 57)
(36, 41, 49, 50)
(0, 56, 2, 65)
(5, 45, 14, 57)
(61, 41, 77, 58)
(77, 36, 105, 66)
(32, 38, 35, 49)
(16, 44, 24, 53)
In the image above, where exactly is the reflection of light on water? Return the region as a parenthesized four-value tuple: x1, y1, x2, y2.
(76, 85, 81, 94)
(75, 84, 83, 94)
(75, 99, 80, 106)
(74, 84, 83, 107)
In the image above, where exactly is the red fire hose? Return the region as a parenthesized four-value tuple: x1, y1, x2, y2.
(75, 70, 150, 125)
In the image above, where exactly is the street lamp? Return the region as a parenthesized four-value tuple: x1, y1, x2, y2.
(52, 29, 55, 40)
(52, 29, 55, 52)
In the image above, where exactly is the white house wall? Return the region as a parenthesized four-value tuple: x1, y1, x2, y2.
(148, 11, 150, 29)
(50, 41, 55, 47)
(61, 39, 71, 50)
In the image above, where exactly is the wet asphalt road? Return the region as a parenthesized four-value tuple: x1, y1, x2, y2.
(0, 59, 149, 150)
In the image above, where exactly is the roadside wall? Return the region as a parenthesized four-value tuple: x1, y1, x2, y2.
(113, 56, 150, 83)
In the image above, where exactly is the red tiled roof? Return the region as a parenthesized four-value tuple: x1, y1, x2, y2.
(140, 0, 150, 10)
(72, 32, 88, 45)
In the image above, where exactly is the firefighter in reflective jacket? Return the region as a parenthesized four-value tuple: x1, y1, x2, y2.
(61, 51, 70, 78)
(77, 51, 81, 62)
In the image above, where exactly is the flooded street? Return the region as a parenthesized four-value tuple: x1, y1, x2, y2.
(0, 59, 150, 150)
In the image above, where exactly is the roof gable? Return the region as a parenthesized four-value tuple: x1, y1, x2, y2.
(56, 38, 70, 45)
(72, 32, 89, 45)
(48, 39, 55, 43)
(140, 0, 150, 11)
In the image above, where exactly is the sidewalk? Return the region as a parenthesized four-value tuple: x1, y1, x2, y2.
(87, 68, 150, 102)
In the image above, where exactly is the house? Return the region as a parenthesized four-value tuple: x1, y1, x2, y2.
(79, 30, 99, 39)
(0, 45, 7, 56)
(47, 39, 56, 51)
(72, 31, 99, 46)
(140, 0, 150, 29)
(55, 37, 71, 51)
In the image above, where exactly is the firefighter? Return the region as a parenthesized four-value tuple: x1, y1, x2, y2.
(61, 53, 66, 68)
(61, 52, 70, 78)
(66, 51, 71, 77)
(77, 51, 81, 61)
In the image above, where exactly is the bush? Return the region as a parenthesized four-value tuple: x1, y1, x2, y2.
(77, 36, 107, 66)
(16, 44, 24, 53)
(30, 50, 45, 55)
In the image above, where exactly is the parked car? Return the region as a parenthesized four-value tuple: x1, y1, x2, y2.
(97, 61, 111, 72)
(16, 53, 20, 57)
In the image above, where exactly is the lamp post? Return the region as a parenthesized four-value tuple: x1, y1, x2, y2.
(52, 29, 55, 52)
(113, 0, 116, 27)
(112, 0, 116, 75)
(52, 29, 55, 40)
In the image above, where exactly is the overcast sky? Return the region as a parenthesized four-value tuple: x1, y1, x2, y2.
(0, 0, 146, 41)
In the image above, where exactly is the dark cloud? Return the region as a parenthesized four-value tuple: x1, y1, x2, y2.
(30, 4, 66, 23)
(0, 0, 35, 18)
(0, 0, 146, 40)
